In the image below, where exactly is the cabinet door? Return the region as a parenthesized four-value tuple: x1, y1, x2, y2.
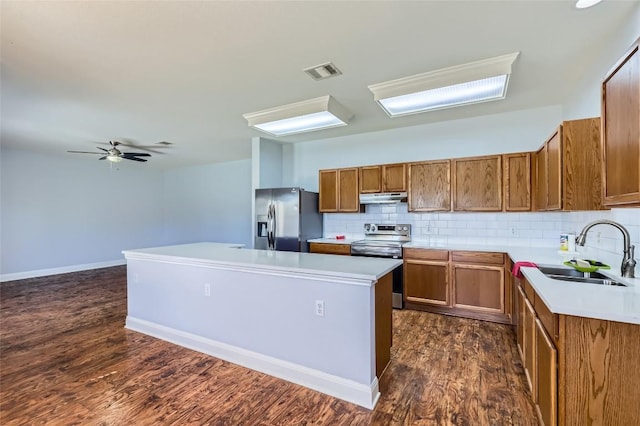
(562, 118, 604, 211)
(382, 163, 406, 192)
(524, 297, 537, 397)
(535, 318, 558, 426)
(451, 263, 504, 314)
(516, 285, 526, 362)
(503, 152, 531, 211)
(319, 169, 338, 212)
(404, 260, 449, 306)
(408, 160, 451, 211)
(359, 166, 381, 193)
(452, 155, 502, 211)
(546, 130, 562, 211)
(602, 38, 640, 206)
(338, 168, 360, 212)
(536, 145, 548, 211)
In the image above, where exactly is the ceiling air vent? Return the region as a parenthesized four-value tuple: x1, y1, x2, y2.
(304, 62, 342, 81)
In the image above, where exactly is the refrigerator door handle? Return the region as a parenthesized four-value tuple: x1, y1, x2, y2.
(267, 204, 275, 250)
(272, 204, 277, 250)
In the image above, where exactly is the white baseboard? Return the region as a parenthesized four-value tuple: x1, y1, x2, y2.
(0, 259, 126, 282)
(125, 316, 380, 410)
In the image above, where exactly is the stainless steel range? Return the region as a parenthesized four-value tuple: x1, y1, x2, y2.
(351, 223, 411, 309)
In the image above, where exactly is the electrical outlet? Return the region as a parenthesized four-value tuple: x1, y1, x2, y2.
(510, 228, 518, 236)
(597, 231, 601, 245)
(315, 300, 325, 317)
(204, 283, 211, 297)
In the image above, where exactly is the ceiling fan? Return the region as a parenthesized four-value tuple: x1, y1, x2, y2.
(68, 141, 152, 163)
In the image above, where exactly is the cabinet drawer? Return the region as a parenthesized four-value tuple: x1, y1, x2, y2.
(309, 243, 351, 255)
(403, 248, 449, 261)
(535, 294, 559, 343)
(451, 251, 504, 265)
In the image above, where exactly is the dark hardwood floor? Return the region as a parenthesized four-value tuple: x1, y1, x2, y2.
(0, 266, 537, 425)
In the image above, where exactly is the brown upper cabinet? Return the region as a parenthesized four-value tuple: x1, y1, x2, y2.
(359, 166, 382, 193)
(452, 155, 503, 211)
(408, 160, 451, 211)
(602, 37, 640, 207)
(534, 118, 604, 211)
(319, 168, 360, 212)
(359, 163, 406, 193)
(503, 152, 532, 212)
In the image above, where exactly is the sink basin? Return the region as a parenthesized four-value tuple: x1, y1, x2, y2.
(537, 266, 627, 287)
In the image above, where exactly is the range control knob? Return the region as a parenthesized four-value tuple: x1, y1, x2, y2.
(403, 226, 408, 231)
(364, 224, 370, 232)
(370, 224, 376, 232)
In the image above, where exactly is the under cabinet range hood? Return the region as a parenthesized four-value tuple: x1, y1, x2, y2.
(359, 192, 408, 204)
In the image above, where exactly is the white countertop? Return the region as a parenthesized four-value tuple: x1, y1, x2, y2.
(308, 237, 359, 245)
(123, 242, 402, 286)
(405, 239, 640, 325)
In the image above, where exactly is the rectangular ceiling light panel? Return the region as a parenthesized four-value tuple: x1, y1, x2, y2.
(369, 52, 519, 117)
(243, 95, 353, 137)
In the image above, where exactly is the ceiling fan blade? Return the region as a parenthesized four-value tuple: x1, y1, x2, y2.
(122, 152, 151, 157)
(99, 156, 107, 160)
(97, 147, 109, 153)
(122, 156, 147, 162)
(118, 138, 170, 154)
(67, 151, 103, 154)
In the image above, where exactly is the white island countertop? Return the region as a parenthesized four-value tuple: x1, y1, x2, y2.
(405, 239, 640, 325)
(123, 242, 402, 286)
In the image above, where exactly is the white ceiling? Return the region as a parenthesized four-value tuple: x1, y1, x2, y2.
(1, 1, 636, 169)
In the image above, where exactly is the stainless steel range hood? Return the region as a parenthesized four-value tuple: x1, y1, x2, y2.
(359, 192, 408, 204)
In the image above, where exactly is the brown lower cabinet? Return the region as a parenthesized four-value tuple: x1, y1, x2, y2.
(515, 275, 640, 425)
(308, 242, 351, 255)
(403, 248, 510, 324)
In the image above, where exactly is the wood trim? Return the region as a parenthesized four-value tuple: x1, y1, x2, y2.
(534, 294, 558, 345)
(403, 302, 512, 324)
(375, 272, 392, 379)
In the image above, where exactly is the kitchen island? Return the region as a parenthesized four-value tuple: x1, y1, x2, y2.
(122, 242, 402, 409)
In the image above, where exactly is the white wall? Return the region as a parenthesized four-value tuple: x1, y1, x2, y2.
(163, 159, 252, 248)
(1, 148, 252, 280)
(291, 105, 563, 191)
(0, 147, 166, 279)
(563, 2, 640, 119)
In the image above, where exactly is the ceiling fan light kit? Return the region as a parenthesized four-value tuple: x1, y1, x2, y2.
(242, 95, 353, 137)
(368, 52, 520, 117)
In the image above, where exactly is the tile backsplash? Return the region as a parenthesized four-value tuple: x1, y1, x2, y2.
(323, 204, 640, 267)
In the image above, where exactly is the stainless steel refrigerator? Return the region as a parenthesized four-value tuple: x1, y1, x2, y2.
(255, 188, 323, 252)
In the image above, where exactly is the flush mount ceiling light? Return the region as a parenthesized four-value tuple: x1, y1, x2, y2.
(576, 0, 603, 8)
(243, 95, 353, 137)
(368, 52, 520, 117)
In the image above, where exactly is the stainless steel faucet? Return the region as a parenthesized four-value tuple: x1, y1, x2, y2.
(576, 220, 636, 278)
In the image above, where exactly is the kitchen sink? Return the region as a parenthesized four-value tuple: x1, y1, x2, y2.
(538, 266, 627, 287)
